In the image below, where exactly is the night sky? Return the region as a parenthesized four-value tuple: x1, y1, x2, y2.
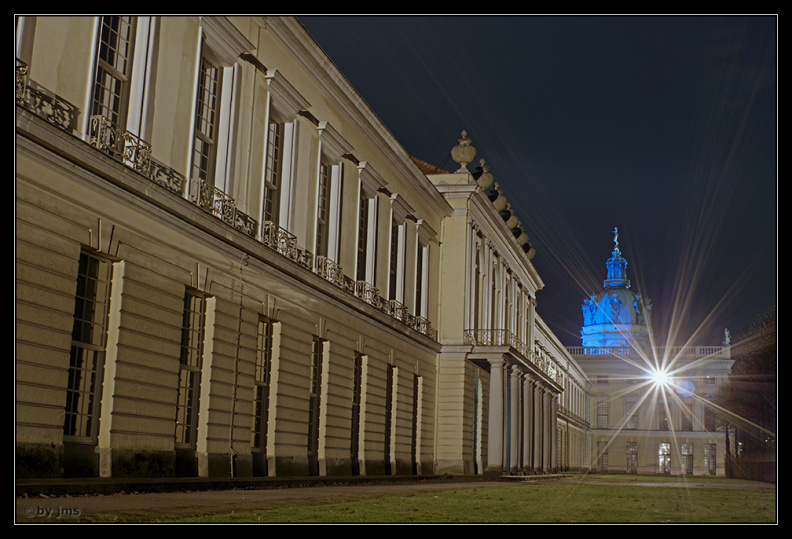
(299, 15, 777, 347)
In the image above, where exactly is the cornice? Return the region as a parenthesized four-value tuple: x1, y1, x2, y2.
(261, 16, 452, 220)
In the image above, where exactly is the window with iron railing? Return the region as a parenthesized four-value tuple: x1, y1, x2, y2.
(192, 51, 222, 184)
(92, 16, 136, 126)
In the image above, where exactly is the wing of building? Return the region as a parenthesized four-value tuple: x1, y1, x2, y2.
(15, 16, 730, 480)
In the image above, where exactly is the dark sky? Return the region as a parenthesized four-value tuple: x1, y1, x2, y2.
(299, 15, 777, 347)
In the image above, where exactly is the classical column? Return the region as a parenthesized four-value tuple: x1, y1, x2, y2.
(551, 394, 559, 470)
(486, 357, 506, 474)
(522, 375, 534, 471)
(509, 367, 521, 472)
(543, 389, 552, 471)
(533, 383, 543, 471)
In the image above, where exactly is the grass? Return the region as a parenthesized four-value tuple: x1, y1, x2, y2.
(162, 474, 775, 524)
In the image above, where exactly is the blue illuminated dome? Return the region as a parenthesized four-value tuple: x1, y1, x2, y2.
(581, 228, 652, 350)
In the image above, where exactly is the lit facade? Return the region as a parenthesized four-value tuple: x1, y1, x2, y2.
(16, 15, 585, 480)
(16, 16, 725, 482)
(568, 230, 733, 475)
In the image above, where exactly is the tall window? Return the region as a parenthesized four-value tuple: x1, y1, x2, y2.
(658, 407, 670, 431)
(175, 290, 207, 448)
(681, 443, 694, 474)
(596, 401, 609, 429)
(350, 352, 364, 476)
(308, 336, 324, 476)
(384, 365, 395, 475)
(388, 220, 399, 300)
(64, 251, 114, 440)
(680, 399, 694, 431)
(414, 245, 423, 316)
(252, 317, 274, 454)
(658, 442, 671, 473)
(192, 51, 222, 183)
(91, 16, 136, 125)
(704, 443, 717, 475)
(356, 191, 368, 282)
(596, 441, 608, 471)
(315, 163, 330, 257)
(625, 399, 638, 429)
(626, 442, 638, 473)
(263, 120, 283, 224)
(411, 374, 421, 475)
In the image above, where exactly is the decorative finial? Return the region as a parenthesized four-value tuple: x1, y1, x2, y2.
(476, 159, 494, 189)
(450, 130, 477, 172)
(613, 227, 619, 250)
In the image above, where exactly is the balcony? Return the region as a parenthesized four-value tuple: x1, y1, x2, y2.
(88, 115, 152, 176)
(189, 178, 258, 238)
(16, 61, 79, 133)
(464, 328, 560, 383)
(566, 345, 730, 359)
(15, 62, 436, 342)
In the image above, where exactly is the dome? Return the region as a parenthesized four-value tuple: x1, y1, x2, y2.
(580, 228, 652, 349)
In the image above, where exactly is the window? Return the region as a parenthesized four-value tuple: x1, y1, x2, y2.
(263, 119, 283, 224)
(680, 399, 694, 431)
(658, 408, 670, 431)
(356, 163, 385, 286)
(388, 219, 399, 301)
(411, 374, 422, 475)
(414, 243, 423, 316)
(596, 441, 608, 471)
(681, 443, 694, 474)
(252, 317, 274, 453)
(658, 442, 671, 473)
(91, 16, 136, 125)
(315, 162, 330, 257)
(356, 190, 369, 282)
(351, 352, 364, 475)
(64, 251, 114, 440)
(704, 443, 717, 474)
(625, 400, 638, 429)
(191, 51, 222, 184)
(384, 365, 395, 475)
(626, 442, 638, 473)
(175, 290, 207, 448)
(308, 336, 325, 476)
(596, 401, 609, 429)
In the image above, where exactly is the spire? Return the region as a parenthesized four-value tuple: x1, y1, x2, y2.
(604, 227, 630, 289)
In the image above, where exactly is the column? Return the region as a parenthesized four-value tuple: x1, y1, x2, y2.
(486, 357, 506, 474)
(522, 375, 534, 471)
(509, 367, 521, 472)
(543, 389, 552, 471)
(533, 383, 543, 470)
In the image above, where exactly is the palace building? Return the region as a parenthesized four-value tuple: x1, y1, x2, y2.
(15, 16, 728, 480)
(569, 230, 733, 475)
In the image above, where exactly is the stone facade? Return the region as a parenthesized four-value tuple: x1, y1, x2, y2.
(15, 16, 729, 481)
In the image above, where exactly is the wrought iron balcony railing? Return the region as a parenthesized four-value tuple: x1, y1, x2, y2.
(188, 178, 258, 238)
(88, 115, 152, 176)
(149, 159, 187, 195)
(464, 328, 559, 383)
(16, 61, 80, 133)
(15, 62, 436, 341)
(315, 256, 345, 287)
(566, 345, 730, 359)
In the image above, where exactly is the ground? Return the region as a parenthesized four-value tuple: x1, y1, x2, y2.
(15, 476, 775, 523)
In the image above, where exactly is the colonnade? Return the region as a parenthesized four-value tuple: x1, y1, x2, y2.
(486, 356, 559, 474)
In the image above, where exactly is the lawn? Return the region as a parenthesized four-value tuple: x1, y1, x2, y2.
(172, 475, 776, 524)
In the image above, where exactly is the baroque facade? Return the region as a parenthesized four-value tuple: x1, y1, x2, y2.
(569, 230, 733, 475)
(15, 16, 725, 481)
